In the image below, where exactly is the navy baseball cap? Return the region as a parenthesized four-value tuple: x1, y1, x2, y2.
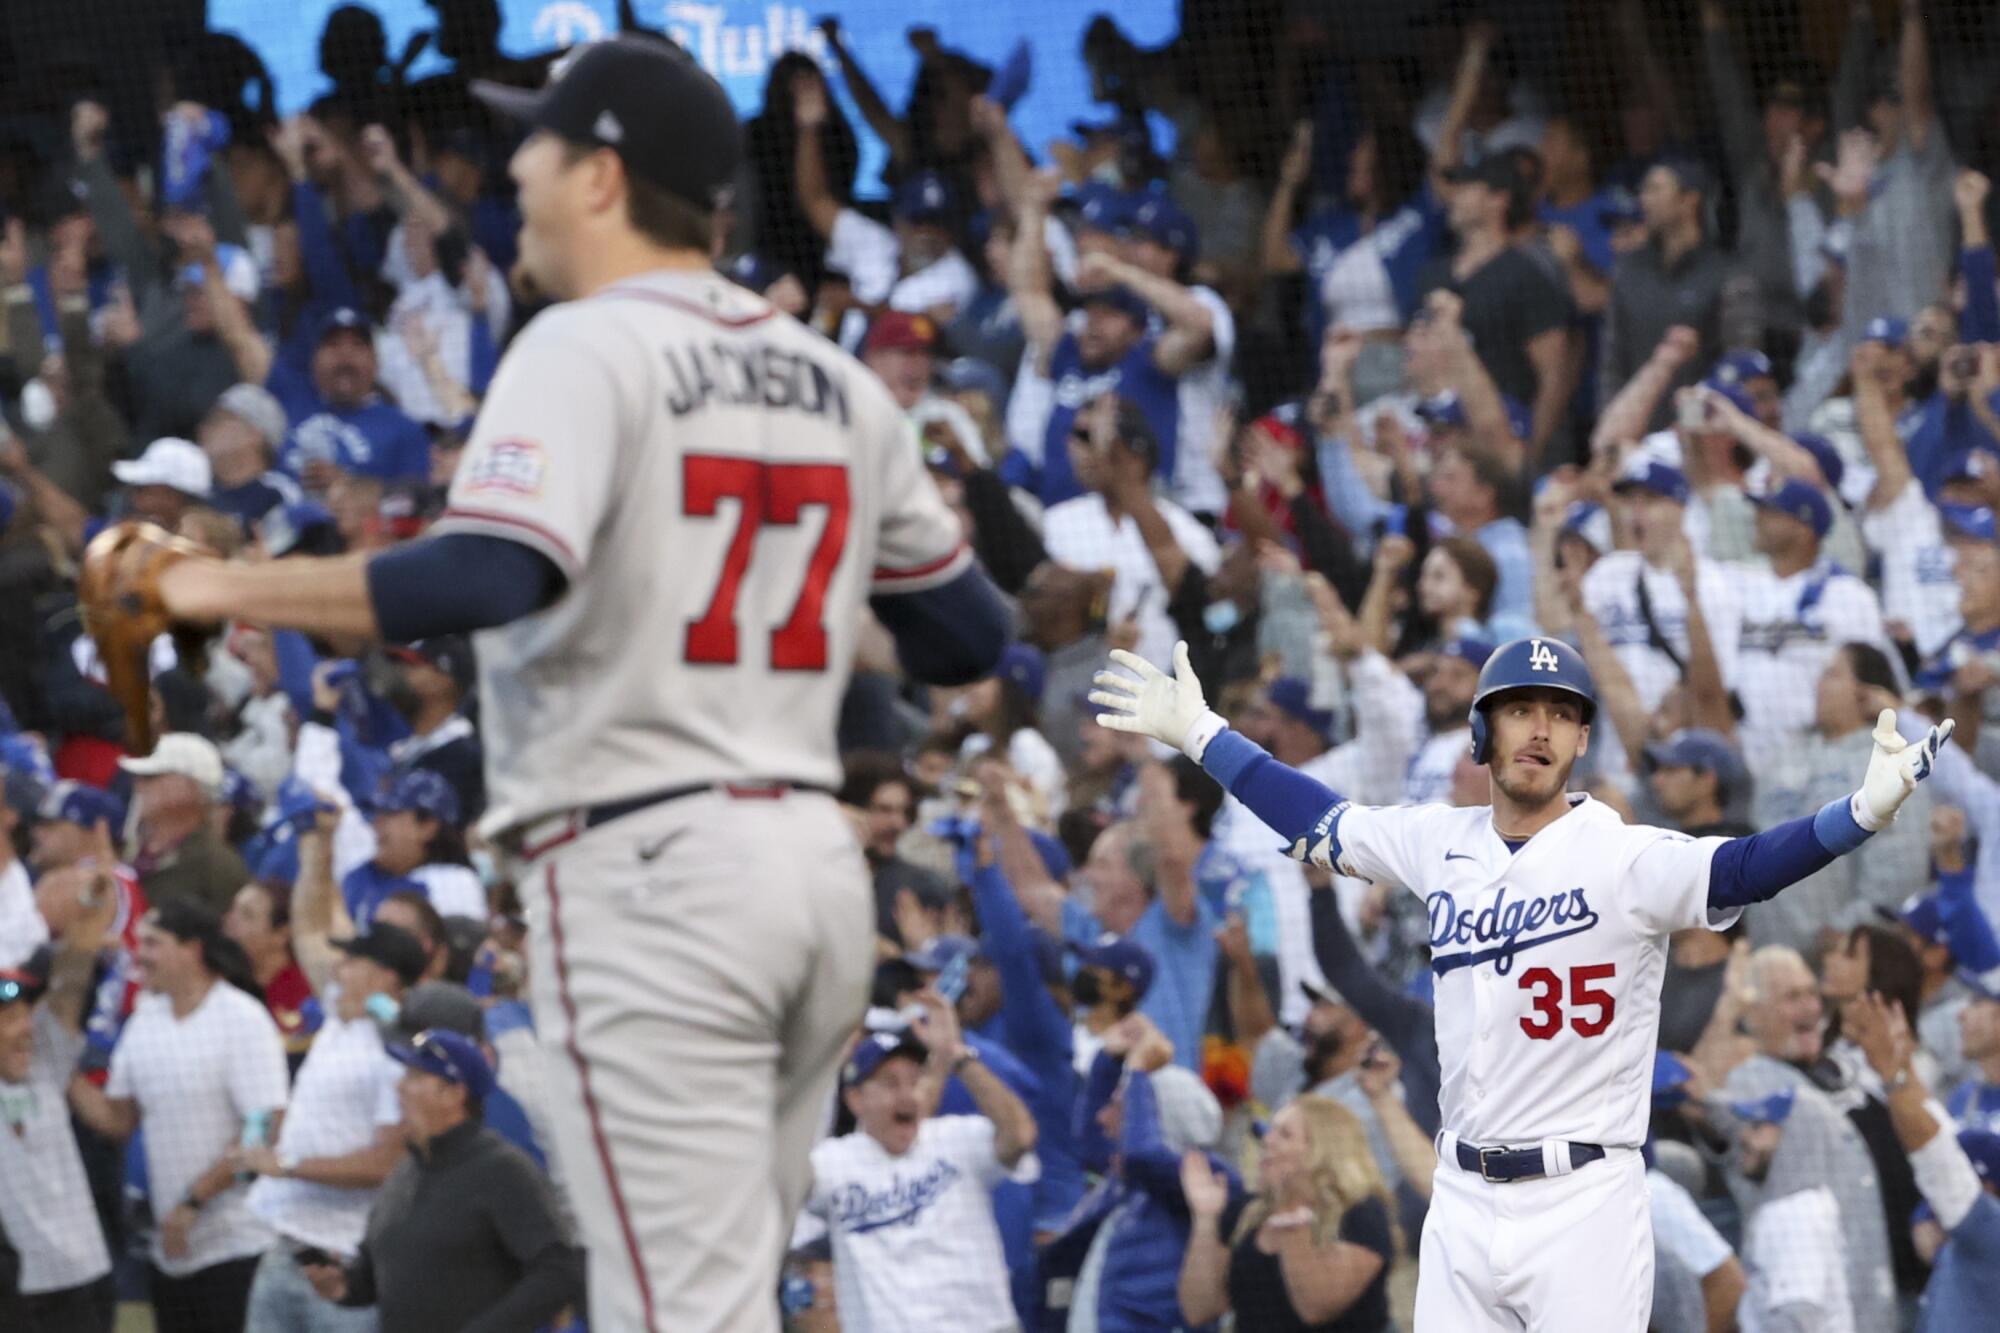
(1700, 374, 1757, 417)
(1752, 478, 1833, 539)
(1940, 504, 1998, 542)
(904, 933, 982, 974)
(1073, 183, 1137, 234)
(1793, 433, 1846, 495)
(315, 306, 373, 344)
(1123, 194, 1197, 259)
(474, 36, 742, 211)
(997, 643, 1047, 703)
(334, 922, 430, 987)
(1438, 638, 1496, 672)
(1960, 1129, 2000, 1187)
(390, 1028, 497, 1101)
(1613, 460, 1692, 506)
(1863, 316, 1908, 349)
(371, 768, 462, 827)
(1559, 500, 1612, 552)
(36, 779, 122, 830)
(387, 636, 475, 693)
(1265, 677, 1333, 742)
(1710, 349, 1775, 386)
(1416, 390, 1533, 442)
(1899, 893, 1950, 949)
(1079, 285, 1150, 324)
(1727, 1085, 1798, 1125)
(726, 251, 788, 293)
(0, 965, 45, 1006)
(842, 1029, 928, 1088)
(1643, 728, 1745, 798)
(1074, 932, 1156, 999)
(1941, 451, 1995, 488)
(892, 171, 954, 225)
(939, 356, 1008, 405)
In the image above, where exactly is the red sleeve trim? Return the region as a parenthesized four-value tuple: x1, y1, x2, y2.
(872, 543, 970, 584)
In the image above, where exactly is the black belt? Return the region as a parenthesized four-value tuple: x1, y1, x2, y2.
(582, 779, 832, 830)
(1452, 1139, 1606, 1183)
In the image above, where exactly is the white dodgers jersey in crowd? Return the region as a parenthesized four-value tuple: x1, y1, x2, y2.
(1303, 794, 1740, 1146)
(434, 269, 969, 836)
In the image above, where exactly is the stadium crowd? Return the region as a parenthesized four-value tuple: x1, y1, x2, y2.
(4, 0, 2000, 1329)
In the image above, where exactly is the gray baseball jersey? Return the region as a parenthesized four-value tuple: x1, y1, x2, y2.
(434, 269, 969, 835)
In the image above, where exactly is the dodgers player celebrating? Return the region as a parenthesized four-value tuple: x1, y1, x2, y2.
(146, 36, 1011, 1333)
(1091, 636, 1952, 1331)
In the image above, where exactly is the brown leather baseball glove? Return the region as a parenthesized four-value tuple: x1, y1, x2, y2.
(77, 522, 217, 756)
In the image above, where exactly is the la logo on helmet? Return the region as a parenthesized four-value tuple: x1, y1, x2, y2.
(1527, 640, 1561, 673)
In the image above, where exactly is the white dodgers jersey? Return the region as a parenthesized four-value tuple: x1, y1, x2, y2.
(1302, 794, 1741, 1146)
(436, 269, 969, 835)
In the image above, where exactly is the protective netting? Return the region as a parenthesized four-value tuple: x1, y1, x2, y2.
(3, 3, 2000, 1331)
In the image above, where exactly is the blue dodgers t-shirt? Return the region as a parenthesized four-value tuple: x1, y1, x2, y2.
(1129, 895, 1221, 1074)
(267, 360, 431, 481)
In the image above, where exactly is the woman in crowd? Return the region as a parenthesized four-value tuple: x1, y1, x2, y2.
(1178, 1094, 1397, 1332)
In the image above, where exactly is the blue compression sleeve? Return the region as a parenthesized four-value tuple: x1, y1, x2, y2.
(1707, 797, 1871, 911)
(367, 533, 565, 641)
(1201, 730, 1348, 852)
(868, 563, 1010, 687)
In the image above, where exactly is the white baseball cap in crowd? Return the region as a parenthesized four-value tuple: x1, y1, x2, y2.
(118, 733, 226, 797)
(210, 383, 289, 451)
(112, 437, 213, 497)
(178, 242, 260, 304)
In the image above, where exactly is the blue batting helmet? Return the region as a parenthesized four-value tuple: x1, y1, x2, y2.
(1467, 637, 1598, 764)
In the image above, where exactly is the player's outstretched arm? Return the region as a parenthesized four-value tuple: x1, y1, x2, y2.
(1092, 642, 1351, 857)
(1707, 710, 1954, 912)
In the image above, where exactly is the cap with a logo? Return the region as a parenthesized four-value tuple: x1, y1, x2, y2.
(210, 383, 288, 450)
(335, 922, 431, 987)
(1558, 499, 1612, 553)
(1416, 389, 1532, 443)
(1123, 194, 1198, 259)
(36, 780, 123, 830)
(862, 310, 938, 356)
(473, 36, 741, 212)
(842, 1029, 929, 1088)
(1073, 184, 1137, 235)
(387, 637, 474, 693)
(1079, 285, 1150, 324)
(1939, 504, 1998, 543)
(1752, 478, 1833, 539)
(1643, 728, 1745, 798)
(1265, 677, 1332, 742)
(1613, 460, 1691, 506)
(370, 767, 462, 827)
(1710, 349, 1775, 386)
(315, 306, 375, 346)
(1074, 932, 1156, 999)
(119, 733, 225, 797)
(1793, 433, 1846, 496)
(1863, 316, 1908, 349)
(179, 243, 260, 304)
(390, 1028, 497, 1100)
(1961, 1129, 2000, 1186)
(0, 966, 44, 1006)
(1941, 451, 1993, 488)
(892, 171, 954, 225)
(1899, 893, 1950, 949)
(1727, 1085, 1797, 1125)
(1700, 374, 1757, 417)
(112, 437, 213, 497)
(1437, 638, 1496, 672)
(997, 643, 1046, 703)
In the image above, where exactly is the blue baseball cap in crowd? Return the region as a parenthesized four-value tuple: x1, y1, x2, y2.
(1961, 1129, 2000, 1187)
(1711, 349, 1776, 386)
(997, 643, 1047, 703)
(1939, 504, 1998, 543)
(390, 1028, 497, 1101)
(1643, 728, 1745, 800)
(842, 1029, 929, 1088)
(1073, 183, 1137, 235)
(1752, 478, 1833, 539)
(1438, 638, 1496, 672)
(1596, 186, 1642, 227)
(1727, 1085, 1798, 1125)
(315, 306, 374, 344)
(1941, 451, 1995, 488)
(1701, 374, 1757, 417)
(938, 356, 1009, 405)
(1652, 1051, 1694, 1108)
(1559, 500, 1612, 553)
(892, 171, 955, 225)
(1123, 194, 1198, 259)
(1416, 390, 1533, 442)
(1079, 284, 1150, 324)
(1793, 433, 1846, 496)
(1899, 893, 1950, 950)
(370, 768, 461, 827)
(727, 250, 789, 294)
(36, 779, 123, 830)
(1074, 932, 1156, 999)
(904, 933, 982, 974)
(1265, 677, 1333, 742)
(1613, 460, 1692, 506)
(1863, 316, 1908, 349)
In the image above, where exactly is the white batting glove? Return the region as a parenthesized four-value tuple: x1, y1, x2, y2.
(1853, 708, 1954, 831)
(1090, 642, 1229, 761)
